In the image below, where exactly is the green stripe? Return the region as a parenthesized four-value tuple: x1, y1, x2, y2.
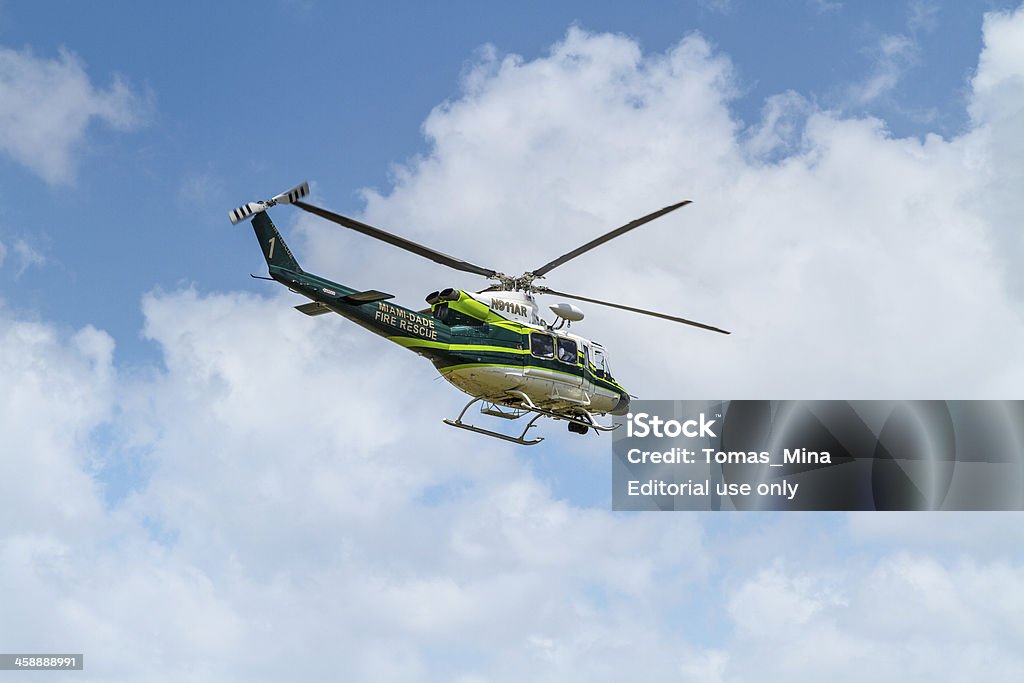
(388, 336, 529, 354)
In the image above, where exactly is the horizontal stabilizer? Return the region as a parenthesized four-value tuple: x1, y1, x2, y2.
(341, 290, 394, 304)
(295, 302, 332, 316)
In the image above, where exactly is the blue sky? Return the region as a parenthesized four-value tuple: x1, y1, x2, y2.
(3, 1, 1024, 680)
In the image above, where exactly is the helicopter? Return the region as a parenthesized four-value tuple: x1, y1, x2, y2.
(229, 182, 729, 445)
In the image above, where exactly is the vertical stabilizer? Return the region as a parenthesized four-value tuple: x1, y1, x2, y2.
(251, 211, 302, 273)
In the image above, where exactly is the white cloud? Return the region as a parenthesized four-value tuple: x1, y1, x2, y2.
(1, 288, 715, 680)
(720, 556, 1024, 681)
(845, 1, 943, 108)
(742, 90, 813, 160)
(0, 319, 112, 540)
(0, 234, 46, 275)
(968, 6, 1024, 296)
(848, 33, 919, 105)
(0, 46, 148, 184)
(908, 0, 940, 34)
(846, 512, 1024, 558)
(13, 237, 45, 274)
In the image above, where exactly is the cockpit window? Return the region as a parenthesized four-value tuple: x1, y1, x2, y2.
(530, 332, 554, 358)
(556, 337, 578, 364)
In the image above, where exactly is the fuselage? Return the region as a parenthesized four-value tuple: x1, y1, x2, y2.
(268, 263, 631, 417)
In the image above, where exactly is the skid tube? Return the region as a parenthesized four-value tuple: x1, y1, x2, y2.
(443, 394, 621, 445)
(443, 397, 546, 446)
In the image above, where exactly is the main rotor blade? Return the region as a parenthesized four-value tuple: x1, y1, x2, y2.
(537, 286, 730, 335)
(530, 200, 691, 278)
(293, 200, 499, 278)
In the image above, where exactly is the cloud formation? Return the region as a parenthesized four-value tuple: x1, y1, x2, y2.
(311, 10, 1024, 400)
(0, 46, 147, 184)
(5, 5, 1024, 681)
(1, 288, 713, 680)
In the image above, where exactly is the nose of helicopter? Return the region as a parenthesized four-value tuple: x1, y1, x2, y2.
(610, 392, 630, 416)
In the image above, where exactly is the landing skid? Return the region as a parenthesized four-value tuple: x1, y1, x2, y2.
(444, 398, 545, 445)
(442, 395, 620, 446)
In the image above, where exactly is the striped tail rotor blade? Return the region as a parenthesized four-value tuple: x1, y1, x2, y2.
(228, 182, 308, 224)
(271, 181, 309, 205)
(228, 201, 265, 225)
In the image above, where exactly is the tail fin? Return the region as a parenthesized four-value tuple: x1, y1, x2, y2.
(252, 211, 302, 273)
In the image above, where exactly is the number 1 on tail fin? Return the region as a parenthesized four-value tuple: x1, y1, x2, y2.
(250, 207, 302, 273)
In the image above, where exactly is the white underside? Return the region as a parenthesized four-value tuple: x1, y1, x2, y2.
(442, 365, 620, 415)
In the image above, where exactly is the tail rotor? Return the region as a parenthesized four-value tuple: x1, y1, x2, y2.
(228, 181, 309, 224)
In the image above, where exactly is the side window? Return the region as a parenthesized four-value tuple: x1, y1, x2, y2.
(556, 338, 578, 364)
(530, 332, 554, 358)
(592, 346, 607, 378)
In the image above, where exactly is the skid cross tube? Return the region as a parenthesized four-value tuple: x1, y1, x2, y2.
(506, 390, 619, 433)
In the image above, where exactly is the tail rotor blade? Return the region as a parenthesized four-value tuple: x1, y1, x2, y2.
(271, 181, 310, 206)
(229, 201, 265, 225)
(228, 181, 310, 225)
